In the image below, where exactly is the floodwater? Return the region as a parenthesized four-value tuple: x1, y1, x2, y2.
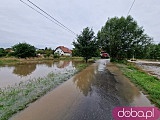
(136, 62, 160, 79)
(0, 60, 79, 88)
(11, 59, 153, 120)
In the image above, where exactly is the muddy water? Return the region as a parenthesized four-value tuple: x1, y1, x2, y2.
(11, 59, 153, 120)
(0, 60, 78, 88)
(136, 62, 160, 79)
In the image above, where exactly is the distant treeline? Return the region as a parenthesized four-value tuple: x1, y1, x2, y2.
(0, 43, 54, 58)
(1, 16, 160, 60)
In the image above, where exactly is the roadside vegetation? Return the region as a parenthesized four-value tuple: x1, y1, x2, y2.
(0, 63, 88, 120)
(117, 62, 160, 108)
(1, 15, 160, 119)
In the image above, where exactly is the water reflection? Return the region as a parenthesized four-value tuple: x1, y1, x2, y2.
(43, 61, 54, 67)
(55, 60, 70, 68)
(13, 63, 36, 77)
(73, 64, 96, 96)
(0, 60, 77, 88)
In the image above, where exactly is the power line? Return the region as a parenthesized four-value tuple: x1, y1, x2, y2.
(19, 0, 67, 30)
(127, 0, 136, 16)
(20, 0, 77, 35)
(26, 0, 76, 35)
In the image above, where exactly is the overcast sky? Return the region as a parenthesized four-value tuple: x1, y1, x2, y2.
(0, 0, 160, 49)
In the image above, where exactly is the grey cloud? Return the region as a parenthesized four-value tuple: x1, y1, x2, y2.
(0, 0, 160, 49)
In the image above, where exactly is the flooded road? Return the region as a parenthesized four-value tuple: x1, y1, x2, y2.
(0, 60, 77, 88)
(11, 59, 153, 120)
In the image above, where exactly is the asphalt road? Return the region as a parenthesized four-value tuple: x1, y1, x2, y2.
(11, 59, 153, 120)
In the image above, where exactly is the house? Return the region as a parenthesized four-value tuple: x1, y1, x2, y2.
(54, 46, 72, 56)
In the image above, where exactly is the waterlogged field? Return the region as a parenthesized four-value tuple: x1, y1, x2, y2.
(0, 60, 76, 88)
(0, 60, 88, 120)
(136, 62, 160, 79)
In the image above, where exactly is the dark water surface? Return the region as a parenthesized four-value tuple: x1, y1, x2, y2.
(0, 60, 79, 88)
(11, 59, 153, 120)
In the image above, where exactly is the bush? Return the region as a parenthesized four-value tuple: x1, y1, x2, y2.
(110, 58, 127, 64)
(53, 53, 60, 59)
(12, 43, 36, 58)
(0, 48, 7, 57)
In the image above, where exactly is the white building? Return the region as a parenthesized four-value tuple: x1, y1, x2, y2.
(54, 46, 72, 56)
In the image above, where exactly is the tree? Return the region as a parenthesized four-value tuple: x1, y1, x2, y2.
(148, 43, 160, 60)
(0, 48, 7, 57)
(44, 47, 53, 58)
(97, 16, 152, 60)
(12, 43, 36, 58)
(73, 27, 98, 62)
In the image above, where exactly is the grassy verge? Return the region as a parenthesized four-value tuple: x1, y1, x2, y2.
(54, 57, 99, 62)
(0, 63, 89, 120)
(0, 57, 94, 65)
(0, 57, 55, 65)
(116, 63, 160, 108)
(0, 58, 20, 65)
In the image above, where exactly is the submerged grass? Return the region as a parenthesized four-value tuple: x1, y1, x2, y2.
(117, 63, 160, 108)
(0, 62, 89, 120)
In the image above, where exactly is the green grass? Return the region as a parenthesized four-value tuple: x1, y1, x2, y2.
(76, 63, 89, 71)
(0, 62, 89, 120)
(117, 63, 160, 108)
(0, 58, 20, 65)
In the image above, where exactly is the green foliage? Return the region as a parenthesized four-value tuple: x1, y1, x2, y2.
(76, 63, 88, 71)
(73, 27, 98, 62)
(44, 47, 53, 58)
(0, 48, 7, 57)
(36, 49, 45, 54)
(147, 43, 160, 60)
(97, 16, 152, 60)
(72, 48, 79, 57)
(53, 53, 60, 59)
(37, 47, 54, 58)
(110, 58, 128, 64)
(12, 43, 36, 58)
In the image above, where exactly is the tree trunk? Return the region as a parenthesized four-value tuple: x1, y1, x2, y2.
(85, 57, 88, 63)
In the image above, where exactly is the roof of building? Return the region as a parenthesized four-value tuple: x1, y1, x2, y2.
(55, 46, 72, 54)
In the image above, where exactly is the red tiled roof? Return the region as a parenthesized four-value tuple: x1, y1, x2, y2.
(55, 46, 72, 54)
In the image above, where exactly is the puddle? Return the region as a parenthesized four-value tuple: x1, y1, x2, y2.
(10, 59, 154, 120)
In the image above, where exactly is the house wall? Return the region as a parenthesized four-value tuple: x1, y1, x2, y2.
(55, 48, 71, 56)
(64, 53, 71, 56)
(55, 48, 64, 55)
